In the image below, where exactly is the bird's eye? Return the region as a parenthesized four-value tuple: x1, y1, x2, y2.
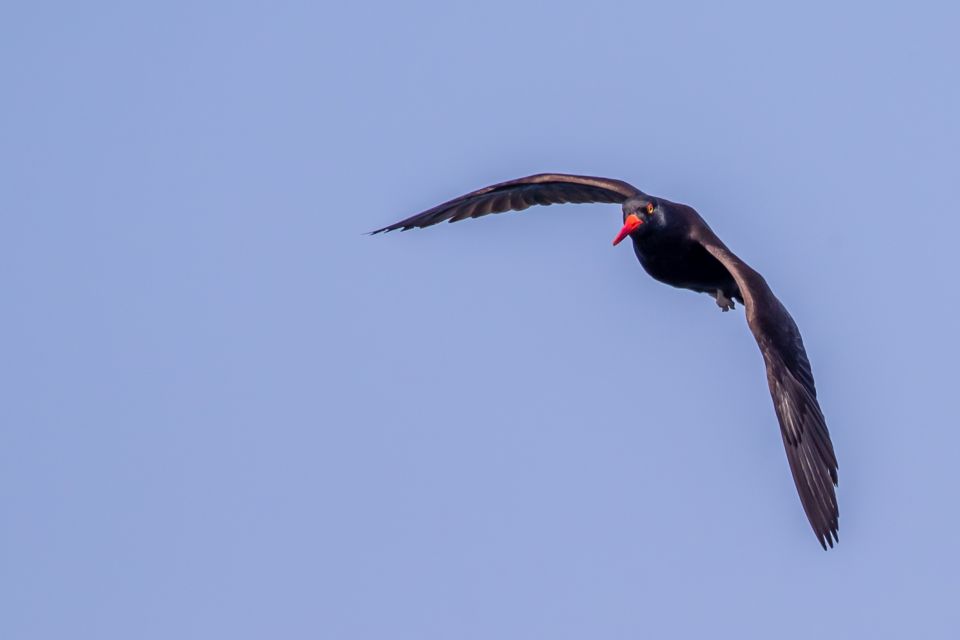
(646, 203, 655, 215)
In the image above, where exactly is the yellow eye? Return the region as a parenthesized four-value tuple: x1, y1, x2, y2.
(646, 202, 655, 214)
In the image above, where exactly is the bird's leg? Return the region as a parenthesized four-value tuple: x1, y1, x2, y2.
(715, 289, 735, 312)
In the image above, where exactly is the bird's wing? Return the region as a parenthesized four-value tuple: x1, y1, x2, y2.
(692, 222, 839, 549)
(371, 173, 640, 233)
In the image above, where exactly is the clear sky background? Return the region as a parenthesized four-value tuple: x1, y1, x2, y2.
(3, 1, 959, 638)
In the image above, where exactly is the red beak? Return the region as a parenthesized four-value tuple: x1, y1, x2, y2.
(612, 214, 643, 246)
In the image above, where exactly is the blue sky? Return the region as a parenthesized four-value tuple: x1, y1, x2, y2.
(3, 1, 959, 638)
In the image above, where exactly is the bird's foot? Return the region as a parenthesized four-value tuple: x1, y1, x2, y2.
(715, 290, 735, 312)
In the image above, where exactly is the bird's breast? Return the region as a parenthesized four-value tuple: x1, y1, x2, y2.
(633, 237, 738, 296)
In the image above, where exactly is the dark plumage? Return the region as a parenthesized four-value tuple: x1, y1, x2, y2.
(372, 173, 839, 549)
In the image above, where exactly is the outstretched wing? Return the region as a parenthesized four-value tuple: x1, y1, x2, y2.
(693, 222, 839, 549)
(371, 173, 640, 233)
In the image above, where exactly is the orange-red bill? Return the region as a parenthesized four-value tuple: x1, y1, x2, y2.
(612, 214, 643, 246)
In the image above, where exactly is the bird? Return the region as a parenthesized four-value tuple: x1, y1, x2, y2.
(371, 173, 839, 549)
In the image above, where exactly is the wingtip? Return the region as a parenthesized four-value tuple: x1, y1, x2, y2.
(818, 527, 839, 551)
(368, 222, 417, 235)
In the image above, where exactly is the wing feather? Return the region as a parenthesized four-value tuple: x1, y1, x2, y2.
(371, 173, 640, 233)
(693, 222, 840, 549)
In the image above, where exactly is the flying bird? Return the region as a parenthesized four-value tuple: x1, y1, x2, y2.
(372, 173, 839, 549)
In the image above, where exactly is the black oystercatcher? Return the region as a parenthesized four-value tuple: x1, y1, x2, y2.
(372, 173, 839, 549)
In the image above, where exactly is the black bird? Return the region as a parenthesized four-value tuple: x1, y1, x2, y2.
(372, 173, 839, 549)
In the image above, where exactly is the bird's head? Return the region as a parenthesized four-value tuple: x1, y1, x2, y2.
(612, 198, 662, 245)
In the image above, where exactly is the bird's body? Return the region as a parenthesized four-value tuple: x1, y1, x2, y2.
(373, 173, 839, 549)
(628, 200, 742, 304)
